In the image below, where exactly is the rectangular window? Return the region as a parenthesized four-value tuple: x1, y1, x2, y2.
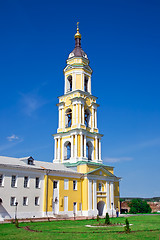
(24, 176, 29, 188)
(64, 179, 69, 190)
(73, 202, 77, 214)
(11, 175, 17, 188)
(10, 197, 16, 206)
(98, 183, 102, 191)
(35, 177, 40, 188)
(73, 180, 77, 190)
(23, 197, 28, 206)
(0, 174, 4, 187)
(35, 197, 39, 206)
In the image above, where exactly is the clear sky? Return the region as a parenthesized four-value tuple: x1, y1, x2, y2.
(0, 0, 160, 198)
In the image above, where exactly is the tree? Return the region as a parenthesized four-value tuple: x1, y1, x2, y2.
(105, 213, 110, 225)
(128, 199, 152, 213)
(124, 218, 131, 233)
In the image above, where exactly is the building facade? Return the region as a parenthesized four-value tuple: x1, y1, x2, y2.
(0, 25, 120, 220)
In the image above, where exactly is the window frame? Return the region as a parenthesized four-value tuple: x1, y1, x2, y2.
(23, 197, 28, 206)
(64, 179, 69, 190)
(24, 176, 29, 188)
(35, 197, 40, 206)
(35, 177, 40, 189)
(73, 180, 77, 191)
(10, 197, 16, 206)
(11, 175, 17, 188)
(0, 174, 4, 187)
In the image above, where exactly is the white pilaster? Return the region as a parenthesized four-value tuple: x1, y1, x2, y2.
(92, 106, 94, 129)
(71, 135, 74, 158)
(76, 104, 78, 125)
(110, 182, 114, 209)
(84, 135, 86, 158)
(58, 138, 61, 161)
(95, 109, 97, 128)
(107, 182, 110, 211)
(58, 108, 61, 128)
(99, 139, 101, 161)
(95, 136, 98, 161)
(54, 138, 57, 160)
(62, 107, 64, 130)
(79, 104, 81, 124)
(88, 180, 92, 210)
(93, 180, 97, 211)
(80, 133, 83, 157)
(75, 134, 78, 158)
(82, 104, 84, 124)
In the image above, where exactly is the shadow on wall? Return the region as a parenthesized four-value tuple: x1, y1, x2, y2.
(0, 205, 11, 220)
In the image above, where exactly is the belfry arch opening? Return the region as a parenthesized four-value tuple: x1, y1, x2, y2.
(67, 75, 72, 92)
(85, 109, 91, 127)
(64, 141, 71, 160)
(84, 76, 88, 92)
(65, 108, 72, 128)
(86, 141, 92, 160)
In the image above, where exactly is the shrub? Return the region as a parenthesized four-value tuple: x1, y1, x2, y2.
(124, 218, 131, 233)
(129, 199, 152, 213)
(97, 215, 99, 222)
(105, 213, 110, 225)
(15, 218, 19, 228)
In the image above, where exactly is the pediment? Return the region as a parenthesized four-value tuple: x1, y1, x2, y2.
(87, 167, 115, 177)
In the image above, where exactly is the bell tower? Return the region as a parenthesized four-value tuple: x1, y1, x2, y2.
(53, 23, 103, 164)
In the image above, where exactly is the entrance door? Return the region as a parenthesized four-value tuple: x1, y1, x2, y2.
(97, 201, 105, 216)
(53, 181, 59, 214)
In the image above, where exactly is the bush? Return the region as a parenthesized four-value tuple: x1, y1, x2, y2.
(124, 218, 131, 233)
(129, 199, 152, 213)
(105, 213, 110, 225)
(15, 218, 19, 228)
(97, 215, 99, 222)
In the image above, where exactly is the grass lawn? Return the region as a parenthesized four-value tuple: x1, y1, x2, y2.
(0, 215, 160, 240)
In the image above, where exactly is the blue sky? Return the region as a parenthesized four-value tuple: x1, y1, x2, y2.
(0, 0, 160, 198)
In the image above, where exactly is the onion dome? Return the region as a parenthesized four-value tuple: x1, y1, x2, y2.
(68, 23, 88, 59)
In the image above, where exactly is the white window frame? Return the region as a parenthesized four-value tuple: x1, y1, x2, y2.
(24, 176, 29, 188)
(64, 179, 69, 190)
(35, 177, 40, 189)
(0, 174, 4, 187)
(10, 197, 16, 206)
(73, 180, 77, 191)
(64, 196, 68, 212)
(23, 197, 28, 206)
(35, 197, 40, 206)
(11, 175, 17, 188)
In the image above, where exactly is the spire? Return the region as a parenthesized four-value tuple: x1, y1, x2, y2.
(74, 22, 81, 39)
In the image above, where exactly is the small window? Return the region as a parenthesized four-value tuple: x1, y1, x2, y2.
(28, 157, 34, 165)
(84, 76, 88, 92)
(35, 197, 40, 206)
(35, 177, 40, 188)
(11, 175, 17, 188)
(24, 176, 29, 188)
(64, 179, 69, 190)
(98, 183, 102, 191)
(0, 174, 4, 187)
(67, 75, 72, 92)
(65, 109, 72, 128)
(53, 181, 58, 189)
(23, 197, 28, 206)
(10, 197, 16, 206)
(73, 180, 77, 190)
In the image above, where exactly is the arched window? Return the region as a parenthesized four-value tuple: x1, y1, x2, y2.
(67, 75, 72, 92)
(64, 141, 71, 160)
(65, 108, 72, 128)
(84, 76, 88, 92)
(98, 183, 102, 191)
(86, 141, 92, 160)
(85, 109, 90, 127)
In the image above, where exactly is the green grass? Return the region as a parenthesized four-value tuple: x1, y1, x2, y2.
(0, 215, 160, 240)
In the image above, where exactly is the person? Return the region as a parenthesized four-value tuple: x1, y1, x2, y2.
(116, 207, 119, 217)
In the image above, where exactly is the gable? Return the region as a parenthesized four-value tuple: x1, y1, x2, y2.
(87, 167, 115, 177)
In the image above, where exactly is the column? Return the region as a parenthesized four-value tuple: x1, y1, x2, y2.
(75, 134, 78, 158)
(110, 182, 114, 209)
(58, 108, 61, 128)
(95, 109, 97, 128)
(72, 104, 75, 125)
(76, 104, 78, 124)
(58, 138, 61, 160)
(84, 135, 86, 158)
(71, 135, 74, 158)
(95, 136, 98, 160)
(99, 139, 101, 161)
(80, 133, 83, 157)
(54, 138, 57, 160)
(107, 182, 110, 211)
(88, 180, 92, 211)
(82, 104, 84, 124)
(79, 104, 82, 124)
(92, 106, 94, 129)
(63, 107, 64, 129)
(93, 180, 97, 211)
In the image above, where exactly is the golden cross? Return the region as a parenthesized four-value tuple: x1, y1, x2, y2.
(77, 22, 79, 29)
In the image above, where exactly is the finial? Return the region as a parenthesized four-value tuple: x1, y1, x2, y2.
(74, 22, 81, 39)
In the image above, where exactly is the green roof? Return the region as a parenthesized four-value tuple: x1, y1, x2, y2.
(64, 160, 114, 169)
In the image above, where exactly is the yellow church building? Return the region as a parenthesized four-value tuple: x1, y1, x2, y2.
(43, 25, 120, 217)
